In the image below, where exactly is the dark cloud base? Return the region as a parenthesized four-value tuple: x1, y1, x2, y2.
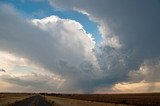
(0, 0, 160, 93)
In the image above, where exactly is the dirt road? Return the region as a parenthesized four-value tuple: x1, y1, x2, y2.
(14, 95, 52, 106)
(12, 94, 131, 106)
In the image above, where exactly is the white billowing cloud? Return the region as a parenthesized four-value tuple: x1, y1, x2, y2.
(0, 3, 101, 92)
(49, 0, 160, 92)
(1, 0, 160, 93)
(49, 0, 123, 49)
(49, 0, 160, 54)
(32, 15, 96, 62)
(73, 7, 122, 49)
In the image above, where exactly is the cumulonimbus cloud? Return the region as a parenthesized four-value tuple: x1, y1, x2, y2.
(49, 0, 160, 92)
(0, 3, 100, 93)
(0, 0, 160, 93)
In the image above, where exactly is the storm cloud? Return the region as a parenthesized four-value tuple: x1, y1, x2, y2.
(0, 0, 160, 93)
(0, 4, 99, 93)
(49, 0, 160, 92)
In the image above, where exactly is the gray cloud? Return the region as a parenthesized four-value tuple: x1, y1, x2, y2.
(49, 0, 160, 91)
(0, 69, 6, 72)
(0, 3, 98, 93)
(1, 0, 160, 93)
(0, 73, 63, 92)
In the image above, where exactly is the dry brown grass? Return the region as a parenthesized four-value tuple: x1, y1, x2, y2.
(0, 93, 33, 106)
(45, 93, 160, 106)
(45, 96, 131, 106)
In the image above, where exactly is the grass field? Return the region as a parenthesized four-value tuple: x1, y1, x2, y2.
(0, 93, 159, 106)
(0, 93, 33, 106)
(44, 93, 160, 106)
(46, 96, 131, 106)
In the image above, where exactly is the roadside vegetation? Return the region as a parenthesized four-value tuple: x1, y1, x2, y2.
(1, 93, 159, 106)
(0, 93, 33, 106)
(44, 95, 132, 106)
(42, 93, 160, 106)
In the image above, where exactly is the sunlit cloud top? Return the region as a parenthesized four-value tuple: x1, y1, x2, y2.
(0, 0, 160, 93)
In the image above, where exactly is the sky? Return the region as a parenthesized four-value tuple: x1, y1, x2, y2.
(0, 0, 160, 93)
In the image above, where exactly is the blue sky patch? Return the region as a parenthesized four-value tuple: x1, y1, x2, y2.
(1, 0, 102, 43)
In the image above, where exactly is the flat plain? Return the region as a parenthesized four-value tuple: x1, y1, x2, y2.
(45, 93, 160, 106)
(0, 93, 160, 106)
(0, 93, 33, 106)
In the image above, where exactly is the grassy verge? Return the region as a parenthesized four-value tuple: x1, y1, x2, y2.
(0, 93, 33, 106)
(45, 96, 131, 106)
